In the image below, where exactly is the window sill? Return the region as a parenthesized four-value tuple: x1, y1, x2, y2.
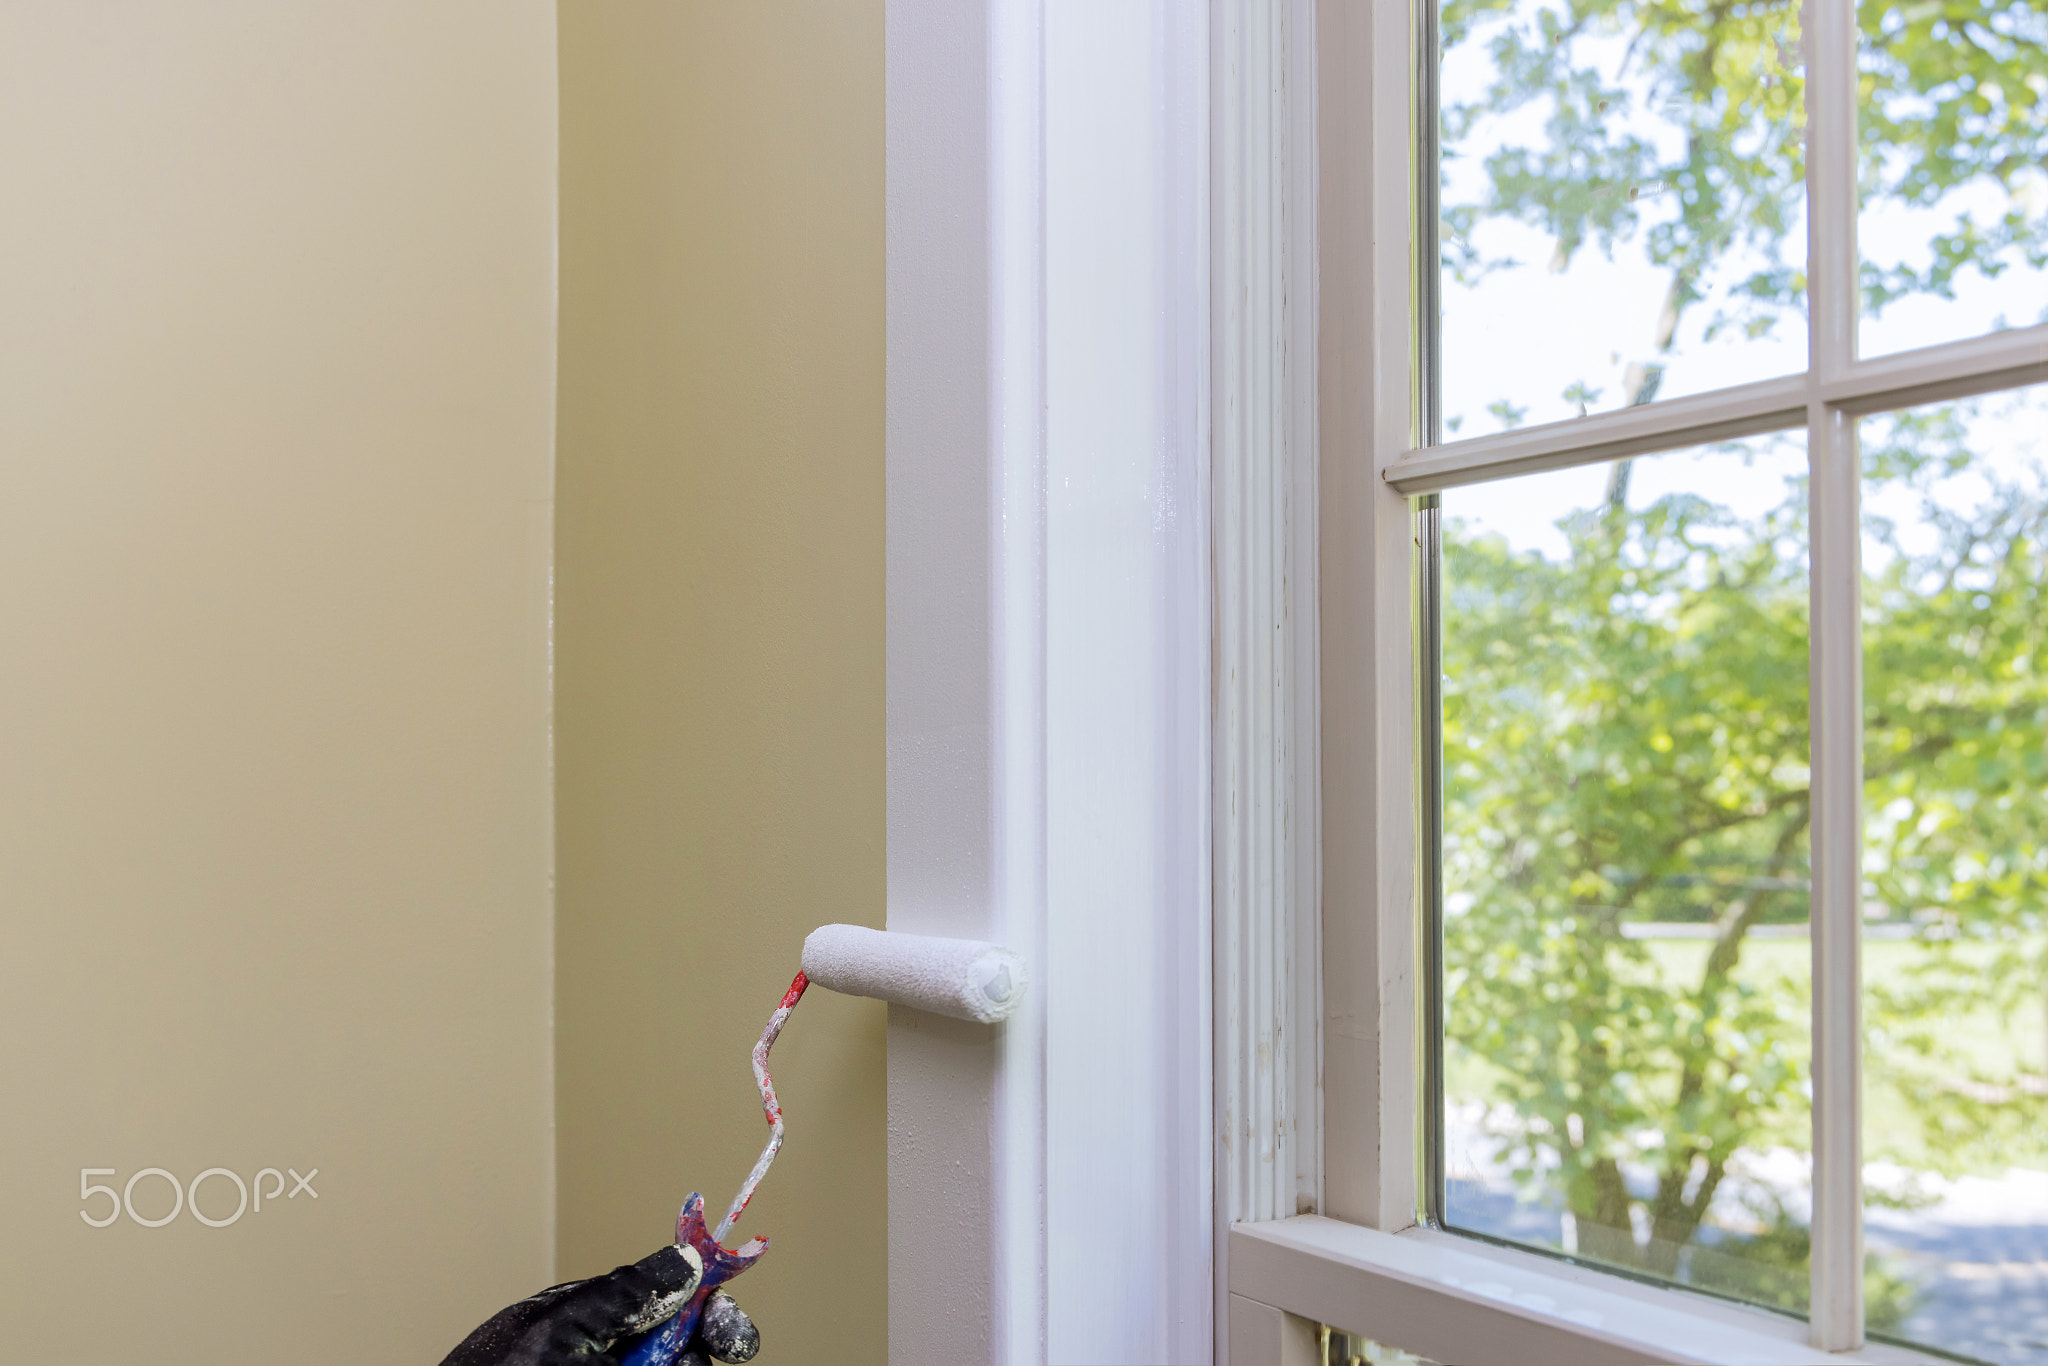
(1230, 1217, 1935, 1366)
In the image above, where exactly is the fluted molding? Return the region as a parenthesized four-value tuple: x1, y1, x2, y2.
(1213, 0, 1321, 1251)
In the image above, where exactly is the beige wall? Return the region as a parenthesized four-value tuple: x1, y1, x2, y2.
(0, 4, 559, 1359)
(0, 4, 882, 1358)
(554, 3, 887, 1362)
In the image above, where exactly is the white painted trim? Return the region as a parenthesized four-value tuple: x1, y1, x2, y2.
(1209, 0, 1424, 1307)
(1045, 1, 1214, 1360)
(1314, 0, 1423, 1236)
(1226, 1293, 1322, 1366)
(1211, 2, 1322, 1355)
(1231, 1218, 1900, 1366)
(888, 2, 1212, 1361)
(885, 0, 1045, 1358)
(990, 1, 1052, 1361)
(1212, 0, 1322, 1241)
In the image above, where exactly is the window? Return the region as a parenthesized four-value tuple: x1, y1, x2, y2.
(1216, 1, 2045, 1361)
(1414, 0, 2048, 1358)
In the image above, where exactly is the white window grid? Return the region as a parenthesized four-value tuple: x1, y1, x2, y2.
(1385, 0, 2048, 1352)
(1214, 0, 2048, 1360)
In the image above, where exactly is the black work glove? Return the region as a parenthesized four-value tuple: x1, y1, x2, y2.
(440, 1242, 762, 1366)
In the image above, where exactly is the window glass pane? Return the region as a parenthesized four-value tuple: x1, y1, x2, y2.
(1436, 0, 1808, 439)
(1860, 384, 2048, 1361)
(1440, 436, 1813, 1314)
(1858, 5, 2048, 358)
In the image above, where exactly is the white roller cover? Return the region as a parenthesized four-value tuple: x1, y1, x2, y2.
(800, 923, 1028, 1024)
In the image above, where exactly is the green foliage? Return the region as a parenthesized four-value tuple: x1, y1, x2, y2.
(1859, 0, 2048, 311)
(1486, 398, 1532, 428)
(1434, 0, 2048, 1315)
(1441, 427, 2048, 1297)
(1441, 0, 2048, 354)
(1444, 453, 1817, 1278)
(1861, 398, 2048, 1169)
(1441, 0, 1808, 343)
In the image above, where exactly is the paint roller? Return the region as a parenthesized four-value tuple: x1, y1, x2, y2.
(619, 925, 1027, 1366)
(799, 922, 1029, 1025)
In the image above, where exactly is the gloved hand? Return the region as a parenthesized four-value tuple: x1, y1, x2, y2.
(440, 1242, 762, 1366)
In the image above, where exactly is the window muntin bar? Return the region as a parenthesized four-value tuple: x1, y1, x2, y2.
(1390, 324, 2048, 497)
(1824, 323, 2048, 415)
(1388, 373, 1809, 495)
(1802, 0, 1865, 1341)
(1804, 396, 1866, 1348)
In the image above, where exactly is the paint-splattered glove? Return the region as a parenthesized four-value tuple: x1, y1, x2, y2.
(440, 1242, 762, 1365)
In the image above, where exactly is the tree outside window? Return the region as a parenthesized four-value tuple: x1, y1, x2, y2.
(1432, 0, 2048, 1357)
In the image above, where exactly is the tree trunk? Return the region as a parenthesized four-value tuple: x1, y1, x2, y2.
(1646, 1152, 1728, 1275)
(1575, 1156, 1644, 1266)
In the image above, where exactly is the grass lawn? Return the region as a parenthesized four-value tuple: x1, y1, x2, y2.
(1445, 933, 2048, 1178)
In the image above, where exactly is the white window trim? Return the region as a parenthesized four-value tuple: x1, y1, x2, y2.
(1233, 1217, 1914, 1366)
(887, 1, 1214, 1362)
(1212, 0, 1323, 1241)
(1215, 0, 2048, 1363)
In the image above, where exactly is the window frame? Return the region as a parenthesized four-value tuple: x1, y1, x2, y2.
(1216, 0, 2048, 1358)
